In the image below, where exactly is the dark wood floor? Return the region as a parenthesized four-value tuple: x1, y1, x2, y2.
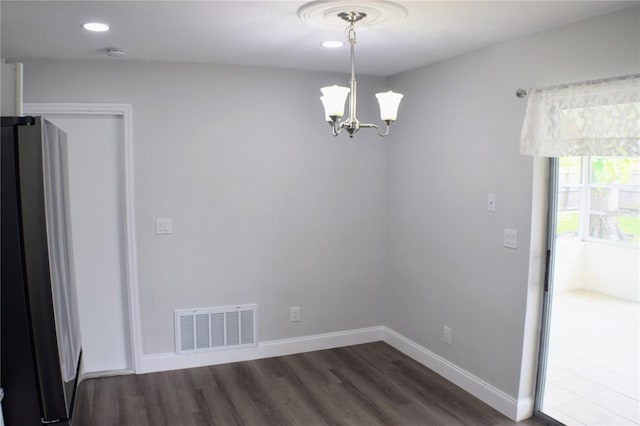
(73, 342, 544, 426)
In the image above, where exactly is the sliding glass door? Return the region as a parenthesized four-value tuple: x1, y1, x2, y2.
(535, 156, 639, 426)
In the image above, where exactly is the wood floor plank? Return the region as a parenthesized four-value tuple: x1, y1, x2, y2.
(330, 346, 413, 406)
(387, 358, 501, 425)
(295, 350, 344, 386)
(330, 347, 460, 426)
(90, 376, 121, 425)
(209, 363, 271, 426)
(280, 354, 361, 425)
(233, 362, 292, 426)
(73, 342, 545, 426)
(195, 378, 245, 426)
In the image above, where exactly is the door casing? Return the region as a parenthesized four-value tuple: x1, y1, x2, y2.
(23, 103, 142, 375)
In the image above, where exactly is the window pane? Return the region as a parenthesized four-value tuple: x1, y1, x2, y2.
(618, 215, 640, 244)
(589, 184, 640, 244)
(558, 187, 580, 210)
(589, 213, 640, 243)
(557, 156, 582, 238)
(620, 186, 640, 212)
(558, 157, 582, 186)
(589, 157, 639, 185)
(587, 157, 640, 246)
(590, 187, 621, 213)
(557, 211, 579, 237)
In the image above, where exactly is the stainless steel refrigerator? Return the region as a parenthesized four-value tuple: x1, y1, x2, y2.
(1, 116, 82, 425)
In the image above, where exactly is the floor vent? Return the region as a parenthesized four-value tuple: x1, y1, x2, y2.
(175, 304, 257, 354)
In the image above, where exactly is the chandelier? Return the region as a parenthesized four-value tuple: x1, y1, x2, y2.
(320, 11, 403, 138)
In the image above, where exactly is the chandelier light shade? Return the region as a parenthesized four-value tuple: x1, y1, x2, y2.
(375, 91, 404, 121)
(319, 11, 403, 138)
(320, 86, 351, 119)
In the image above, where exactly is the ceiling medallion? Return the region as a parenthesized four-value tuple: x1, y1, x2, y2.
(297, 1, 408, 31)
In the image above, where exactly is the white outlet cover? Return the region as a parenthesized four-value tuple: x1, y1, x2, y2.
(504, 228, 518, 249)
(443, 326, 452, 344)
(488, 193, 496, 212)
(290, 306, 301, 322)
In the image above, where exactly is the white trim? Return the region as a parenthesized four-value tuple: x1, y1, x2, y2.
(15, 62, 23, 116)
(23, 103, 143, 374)
(516, 397, 535, 421)
(138, 326, 384, 374)
(80, 369, 134, 380)
(24, 102, 130, 116)
(382, 327, 523, 421)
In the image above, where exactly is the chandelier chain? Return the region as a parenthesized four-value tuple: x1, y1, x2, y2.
(347, 23, 357, 45)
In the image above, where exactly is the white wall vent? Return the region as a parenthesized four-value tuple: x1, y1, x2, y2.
(175, 304, 257, 354)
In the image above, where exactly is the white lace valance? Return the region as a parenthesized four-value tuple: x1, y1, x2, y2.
(520, 74, 640, 157)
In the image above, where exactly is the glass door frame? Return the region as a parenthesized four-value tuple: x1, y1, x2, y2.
(533, 157, 565, 425)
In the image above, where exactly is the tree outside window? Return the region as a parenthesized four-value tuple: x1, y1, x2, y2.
(556, 156, 640, 246)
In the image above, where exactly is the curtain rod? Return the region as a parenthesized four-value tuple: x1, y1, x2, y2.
(514, 73, 639, 99)
(515, 89, 527, 99)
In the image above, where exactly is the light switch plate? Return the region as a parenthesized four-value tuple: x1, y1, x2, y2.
(155, 218, 173, 234)
(504, 228, 517, 249)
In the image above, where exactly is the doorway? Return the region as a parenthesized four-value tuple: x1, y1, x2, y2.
(535, 156, 639, 425)
(23, 103, 140, 375)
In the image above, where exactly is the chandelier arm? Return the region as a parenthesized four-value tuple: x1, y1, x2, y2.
(376, 123, 391, 137)
(330, 120, 341, 136)
(359, 122, 391, 137)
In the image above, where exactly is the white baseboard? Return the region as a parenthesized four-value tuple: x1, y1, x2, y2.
(81, 369, 134, 380)
(382, 327, 522, 421)
(137, 326, 384, 374)
(136, 325, 528, 421)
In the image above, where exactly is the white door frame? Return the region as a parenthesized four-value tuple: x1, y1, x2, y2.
(24, 103, 142, 373)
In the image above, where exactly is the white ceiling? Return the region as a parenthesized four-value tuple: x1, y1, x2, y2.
(1, 1, 636, 77)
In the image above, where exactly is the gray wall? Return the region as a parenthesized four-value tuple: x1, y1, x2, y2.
(20, 3, 640, 401)
(385, 5, 640, 398)
(22, 60, 388, 355)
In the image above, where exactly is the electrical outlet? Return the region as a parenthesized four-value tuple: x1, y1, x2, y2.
(487, 193, 496, 212)
(443, 326, 452, 345)
(290, 306, 301, 322)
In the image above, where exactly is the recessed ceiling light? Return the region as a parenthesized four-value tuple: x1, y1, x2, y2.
(83, 22, 110, 32)
(322, 40, 343, 48)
